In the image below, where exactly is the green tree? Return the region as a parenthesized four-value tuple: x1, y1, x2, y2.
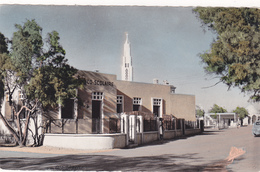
(196, 105, 205, 117)
(193, 8, 260, 101)
(233, 106, 249, 126)
(0, 19, 85, 146)
(209, 104, 227, 113)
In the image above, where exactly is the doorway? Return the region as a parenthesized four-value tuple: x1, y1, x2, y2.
(153, 105, 160, 117)
(92, 100, 101, 133)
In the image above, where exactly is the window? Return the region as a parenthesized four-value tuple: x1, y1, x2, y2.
(170, 86, 176, 94)
(18, 90, 25, 101)
(152, 98, 162, 117)
(117, 95, 123, 113)
(133, 97, 142, 105)
(60, 89, 78, 119)
(153, 98, 162, 106)
(61, 99, 75, 119)
(92, 92, 103, 100)
(133, 97, 142, 111)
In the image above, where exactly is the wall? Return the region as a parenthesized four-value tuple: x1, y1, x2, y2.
(43, 133, 126, 150)
(77, 70, 117, 118)
(185, 129, 201, 136)
(114, 80, 196, 121)
(169, 94, 196, 121)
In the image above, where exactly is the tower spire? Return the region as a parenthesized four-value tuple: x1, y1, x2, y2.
(121, 32, 133, 81)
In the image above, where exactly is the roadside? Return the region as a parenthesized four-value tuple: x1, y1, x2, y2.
(0, 126, 248, 155)
(0, 145, 116, 155)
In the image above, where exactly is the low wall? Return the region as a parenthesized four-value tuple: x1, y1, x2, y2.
(43, 133, 126, 150)
(163, 130, 175, 139)
(163, 130, 184, 139)
(185, 129, 201, 136)
(143, 131, 158, 144)
(176, 130, 183, 137)
(136, 131, 158, 145)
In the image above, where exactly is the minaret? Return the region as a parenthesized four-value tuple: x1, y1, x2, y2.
(121, 32, 133, 81)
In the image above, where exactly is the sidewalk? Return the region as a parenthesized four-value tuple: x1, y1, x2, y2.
(0, 145, 115, 155)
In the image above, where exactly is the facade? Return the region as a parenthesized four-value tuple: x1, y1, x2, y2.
(44, 70, 196, 134)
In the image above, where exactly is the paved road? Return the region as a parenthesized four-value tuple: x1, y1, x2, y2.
(0, 125, 259, 171)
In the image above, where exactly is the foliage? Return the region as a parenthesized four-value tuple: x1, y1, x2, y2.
(0, 32, 9, 103)
(0, 19, 85, 146)
(193, 7, 260, 101)
(233, 106, 249, 120)
(209, 104, 228, 113)
(196, 106, 205, 117)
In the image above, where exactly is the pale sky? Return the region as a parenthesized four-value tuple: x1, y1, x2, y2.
(0, 4, 259, 112)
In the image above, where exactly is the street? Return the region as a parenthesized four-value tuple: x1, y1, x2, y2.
(0, 125, 259, 171)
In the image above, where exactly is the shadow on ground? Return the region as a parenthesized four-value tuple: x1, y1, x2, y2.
(127, 129, 222, 149)
(0, 153, 228, 171)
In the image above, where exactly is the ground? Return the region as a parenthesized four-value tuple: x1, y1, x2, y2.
(0, 125, 259, 171)
(0, 144, 115, 155)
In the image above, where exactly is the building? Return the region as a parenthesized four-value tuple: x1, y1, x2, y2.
(46, 70, 196, 134)
(204, 113, 238, 129)
(0, 33, 199, 149)
(246, 104, 260, 124)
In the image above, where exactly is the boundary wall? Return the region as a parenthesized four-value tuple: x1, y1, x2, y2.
(43, 127, 202, 150)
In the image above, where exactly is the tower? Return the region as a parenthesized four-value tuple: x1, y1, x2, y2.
(121, 32, 133, 81)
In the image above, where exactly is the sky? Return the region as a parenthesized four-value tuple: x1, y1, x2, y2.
(0, 4, 259, 113)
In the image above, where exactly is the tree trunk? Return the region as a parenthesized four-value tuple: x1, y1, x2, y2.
(15, 110, 23, 146)
(21, 111, 31, 146)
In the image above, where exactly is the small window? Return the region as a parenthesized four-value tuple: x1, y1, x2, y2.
(133, 97, 142, 111)
(18, 90, 25, 101)
(153, 98, 161, 106)
(170, 86, 176, 93)
(133, 97, 142, 105)
(92, 92, 103, 100)
(117, 95, 123, 113)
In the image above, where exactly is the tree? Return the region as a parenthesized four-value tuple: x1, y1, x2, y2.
(0, 19, 85, 146)
(233, 106, 249, 126)
(193, 8, 260, 101)
(196, 105, 205, 117)
(209, 104, 227, 113)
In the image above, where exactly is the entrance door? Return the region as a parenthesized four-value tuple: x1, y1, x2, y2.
(153, 106, 160, 117)
(92, 100, 101, 133)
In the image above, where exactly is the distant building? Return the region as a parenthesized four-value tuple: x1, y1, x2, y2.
(121, 33, 133, 81)
(204, 113, 238, 128)
(246, 104, 260, 124)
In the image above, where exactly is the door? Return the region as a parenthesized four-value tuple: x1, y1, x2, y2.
(153, 106, 160, 117)
(92, 100, 101, 133)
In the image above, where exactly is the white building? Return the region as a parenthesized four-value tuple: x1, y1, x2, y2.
(246, 104, 260, 124)
(204, 113, 238, 129)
